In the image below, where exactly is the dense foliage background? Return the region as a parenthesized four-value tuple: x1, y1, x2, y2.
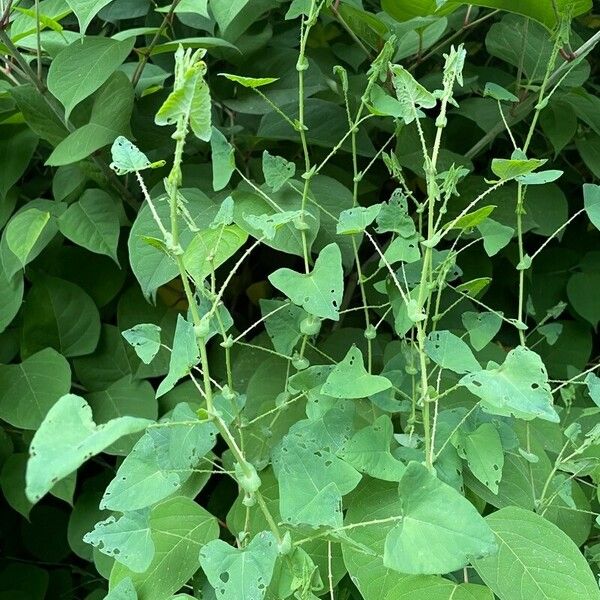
(2, 0, 600, 598)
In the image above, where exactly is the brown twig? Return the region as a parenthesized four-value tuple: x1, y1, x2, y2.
(132, 0, 181, 88)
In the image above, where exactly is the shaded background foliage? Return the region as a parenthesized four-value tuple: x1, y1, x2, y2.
(1, 0, 600, 598)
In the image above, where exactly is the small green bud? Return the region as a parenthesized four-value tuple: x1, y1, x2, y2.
(364, 324, 377, 340)
(300, 315, 321, 336)
(292, 354, 309, 371)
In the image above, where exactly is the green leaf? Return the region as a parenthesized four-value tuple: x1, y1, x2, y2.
(461, 423, 504, 494)
(110, 497, 219, 600)
(380, 234, 421, 265)
(110, 137, 165, 176)
(105, 577, 137, 600)
(146, 37, 238, 55)
(190, 77, 212, 142)
(66, 0, 113, 34)
(491, 157, 546, 180)
(585, 372, 600, 407)
(0, 261, 23, 334)
(129, 189, 217, 300)
(260, 299, 307, 356)
(322, 346, 392, 399)
(445, 0, 592, 30)
(211, 0, 251, 32)
(5, 208, 51, 269)
(0, 347, 71, 430)
(567, 272, 600, 327)
(583, 184, 600, 231)
(47, 36, 134, 119)
(220, 72, 278, 88)
(425, 331, 480, 374)
(84, 510, 154, 573)
(156, 316, 199, 397)
(182, 225, 248, 283)
(262, 150, 295, 192)
(477, 218, 514, 257)
(86, 377, 158, 456)
(451, 205, 495, 230)
(389, 64, 436, 123)
(122, 324, 162, 365)
(272, 411, 362, 528)
(101, 403, 216, 511)
(340, 415, 405, 481)
(517, 170, 563, 185)
(473, 507, 600, 600)
(383, 462, 497, 574)
(343, 479, 480, 600)
(233, 184, 320, 258)
(25, 394, 151, 503)
(10, 84, 68, 146)
(376, 190, 416, 237)
(269, 243, 344, 321)
(22, 274, 101, 358)
(244, 210, 304, 240)
(46, 71, 134, 166)
(0, 127, 38, 199)
(461, 311, 502, 351)
(58, 189, 120, 262)
(199, 532, 278, 600)
(336, 204, 382, 235)
(155, 60, 206, 129)
(211, 127, 236, 191)
(460, 346, 560, 422)
(483, 82, 517, 102)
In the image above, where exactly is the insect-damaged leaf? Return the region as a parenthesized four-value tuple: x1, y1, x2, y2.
(26, 394, 151, 503)
(269, 243, 344, 321)
(459, 346, 560, 422)
(322, 346, 392, 399)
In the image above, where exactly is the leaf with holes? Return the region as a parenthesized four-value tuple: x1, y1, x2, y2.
(322, 346, 392, 399)
(84, 509, 154, 572)
(110, 496, 219, 599)
(460, 346, 559, 422)
(340, 415, 405, 481)
(269, 243, 344, 321)
(122, 323, 162, 365)
(110, 137, 165, 175)
(200, 532, 278, 600)
(425, 331, 480, 374)
(461, 311, 502, 351)
(262, 150, 296, 192)
(25, 394, 151, 504)
(101, 403, 216, 511)
(459, 423, 504, 494)
(336, 204, 382, 235)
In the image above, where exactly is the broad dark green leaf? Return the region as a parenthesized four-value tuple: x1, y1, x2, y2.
(473, 507, 600, 600)
(47, 36, 135, 119)
(0, 347, 71, 430)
